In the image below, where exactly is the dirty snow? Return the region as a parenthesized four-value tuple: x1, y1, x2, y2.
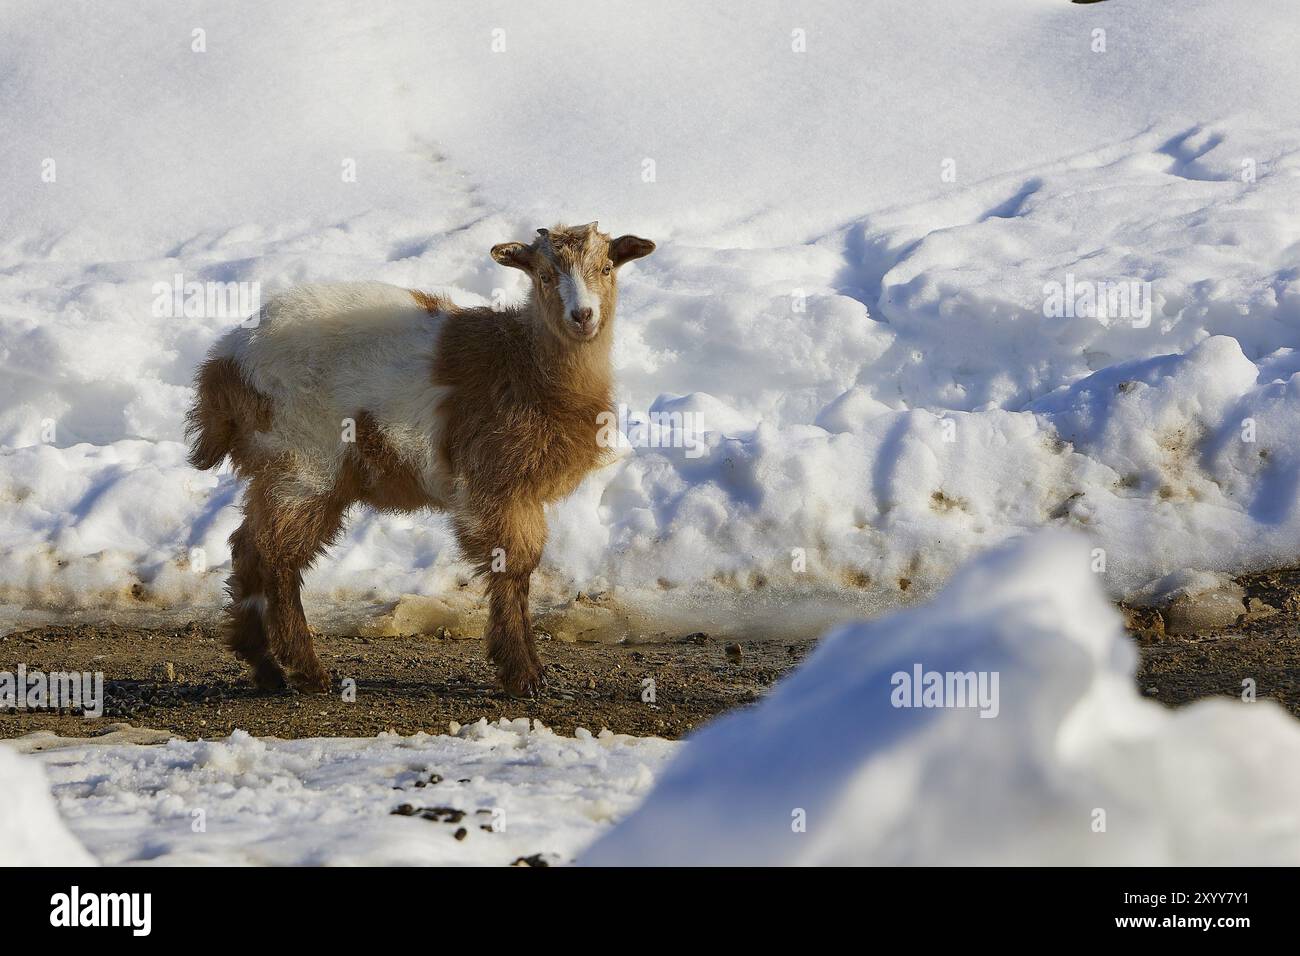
(6, 720, 673, 866)
(584, 533, 1300, 865)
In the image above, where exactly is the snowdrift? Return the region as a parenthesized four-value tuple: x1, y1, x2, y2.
(582, 533, 1300, 865)
(0, 745, 96, 865)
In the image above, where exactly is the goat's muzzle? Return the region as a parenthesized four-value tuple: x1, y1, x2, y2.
(569, 307, 596, 339)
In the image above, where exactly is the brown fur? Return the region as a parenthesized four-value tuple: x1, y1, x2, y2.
(186, 223, 654, 696)
(184, 357, 273, 471)
(352, 409, 432, 512)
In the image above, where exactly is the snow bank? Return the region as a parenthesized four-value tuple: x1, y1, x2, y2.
(583, 533, 1300, 865)
(31, 721, 673, 866)
(5, 332, 1296, 632)
(0, 745, 96, 865)
(3, 1, 1300, 630)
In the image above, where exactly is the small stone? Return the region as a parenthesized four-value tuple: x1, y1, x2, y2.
(1165, 589, 1245, 635)
(1134, 570, 1246, 636)
(151, 661, 177, 682)
(1244, 597, 1279, 620)
(419, 806, 465, 824)
(724, 643, 743, 662)
(454, 828, 467, 841)
(1122, 605, 1167, 643)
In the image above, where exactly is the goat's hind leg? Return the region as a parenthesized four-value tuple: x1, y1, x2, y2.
(264, 562, 330, 693)
(251, 485, 347, 694)
(224, 522, 287, 690)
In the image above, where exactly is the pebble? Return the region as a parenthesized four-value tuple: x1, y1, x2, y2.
(151, 661, 177, 682)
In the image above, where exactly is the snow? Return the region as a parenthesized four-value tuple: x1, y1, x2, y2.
(583, 533, 1300, 865)
(0, 745, 96, 866)
(13, 721, 673, 866)
(3, 2, 1300, 632)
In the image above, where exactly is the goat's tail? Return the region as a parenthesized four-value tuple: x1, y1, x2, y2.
(185, 355, 271, 471)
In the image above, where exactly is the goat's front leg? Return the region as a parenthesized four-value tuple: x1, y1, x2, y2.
(456, 495, 547, 697)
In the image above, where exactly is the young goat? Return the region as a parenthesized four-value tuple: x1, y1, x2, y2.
(186, 223, 655, 696)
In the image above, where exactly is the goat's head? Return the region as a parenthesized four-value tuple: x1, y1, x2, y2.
(491, 222, 655, 343)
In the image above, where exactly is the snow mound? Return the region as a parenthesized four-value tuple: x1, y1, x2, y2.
(582, 533, 1300, 865)
(3, 2, 1300, 629)
(33, 723, 673, 866)
(0, 745, 97, 865)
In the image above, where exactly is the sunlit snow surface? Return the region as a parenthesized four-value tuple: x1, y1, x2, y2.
(2, 1, 1300, 626)
(16, 721, 672, 866)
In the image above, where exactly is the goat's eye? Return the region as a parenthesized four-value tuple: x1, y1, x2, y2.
(601, 263, 612, 276)
(539, 273, 552, 285)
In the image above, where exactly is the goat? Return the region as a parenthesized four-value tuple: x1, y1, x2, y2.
(185, 222, 655, 696)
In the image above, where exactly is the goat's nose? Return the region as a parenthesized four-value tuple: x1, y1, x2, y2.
(570, 307, 593, 325)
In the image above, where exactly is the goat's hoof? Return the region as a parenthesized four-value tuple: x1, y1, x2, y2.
(251, 660, 288, 691)
(500, 664, 547, 700)
(288, 667, 332, 695)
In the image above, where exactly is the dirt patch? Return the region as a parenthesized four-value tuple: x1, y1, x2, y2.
(3, 565, 1299, 742)
(0, 622, 812, 740)
(1131, 567, 1300, 716)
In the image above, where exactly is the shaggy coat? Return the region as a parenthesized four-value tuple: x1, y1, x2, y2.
(186, 223, 655, 695)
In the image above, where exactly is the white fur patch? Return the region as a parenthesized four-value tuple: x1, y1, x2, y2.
(559, 267, 600, 330)
(212, 282, 453, 503)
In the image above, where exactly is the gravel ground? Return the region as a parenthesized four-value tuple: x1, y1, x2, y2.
(2, 566, 1298, 742)
(0, 623, 811, 740)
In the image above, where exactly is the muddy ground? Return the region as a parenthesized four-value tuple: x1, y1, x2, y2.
(2, 566, 1298, 742)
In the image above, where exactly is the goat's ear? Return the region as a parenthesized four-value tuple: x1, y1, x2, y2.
(490, 241, 535, 272)
(609, 235, 655, 268)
